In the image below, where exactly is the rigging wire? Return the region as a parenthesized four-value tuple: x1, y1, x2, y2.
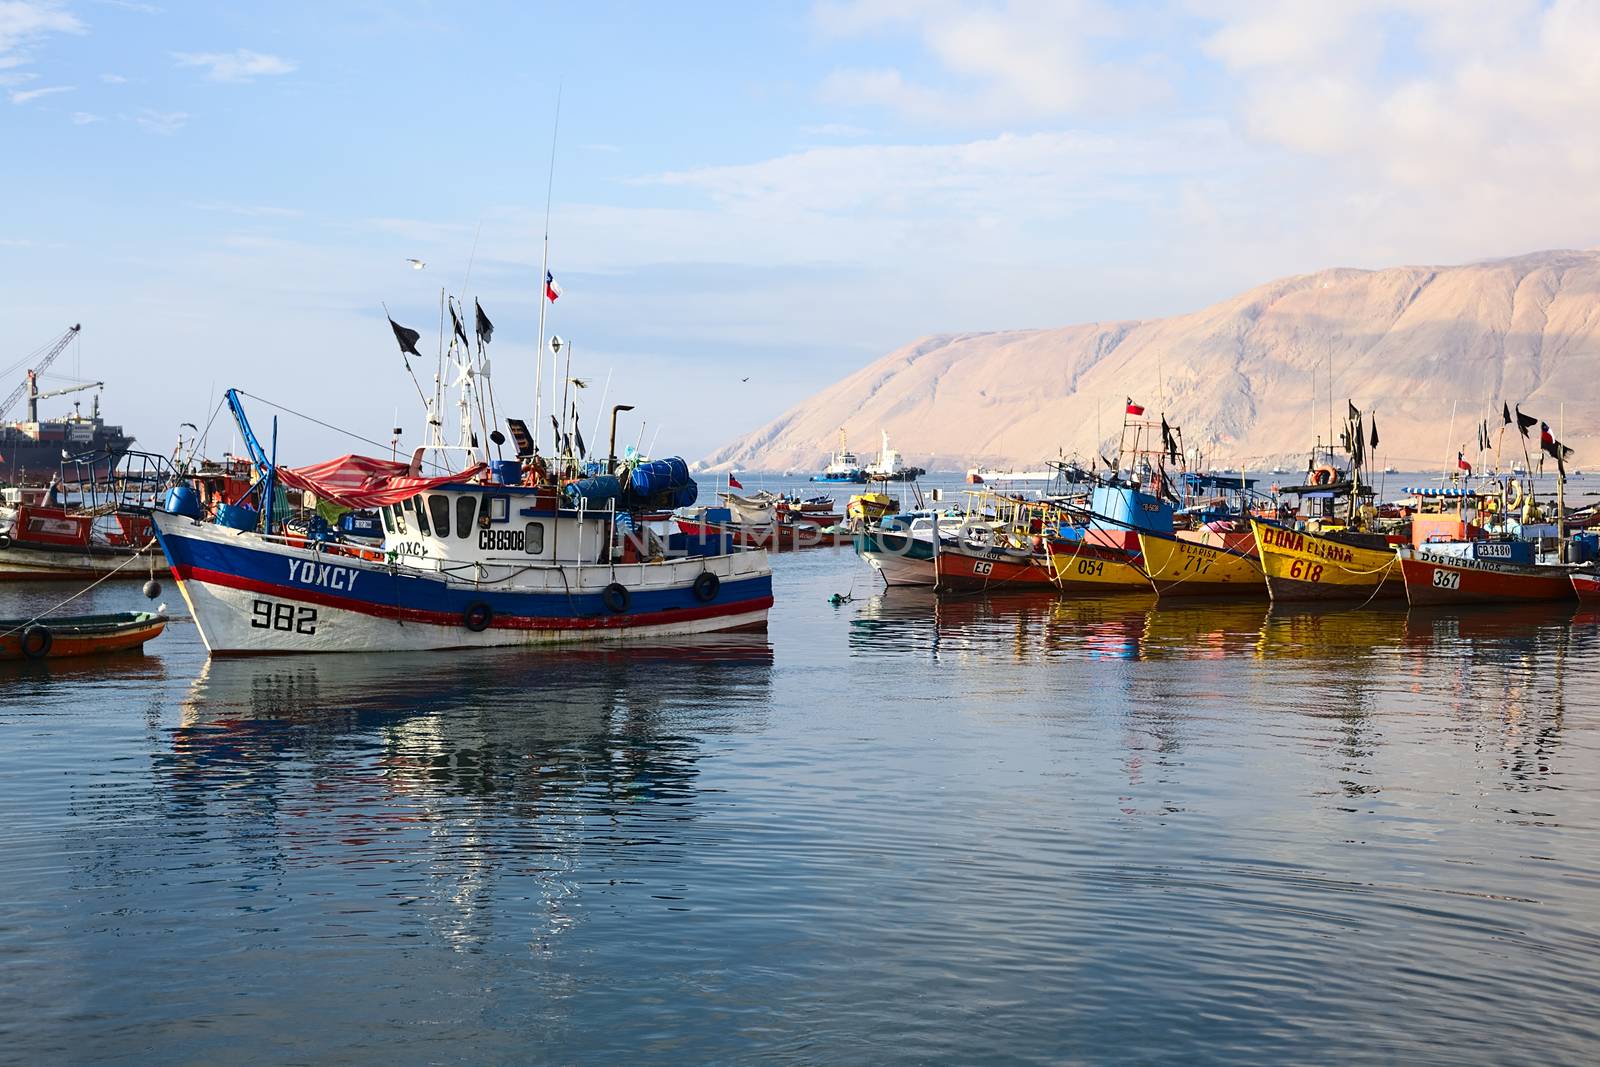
(234, 391, 467, 475)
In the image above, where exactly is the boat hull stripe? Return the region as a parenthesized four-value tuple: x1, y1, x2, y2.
(172, 564, 773, 631)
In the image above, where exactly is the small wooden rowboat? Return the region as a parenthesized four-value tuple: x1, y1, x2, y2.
(0, 611, 167, 662)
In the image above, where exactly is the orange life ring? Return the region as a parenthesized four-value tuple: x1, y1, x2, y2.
(1309, 466, 1337, 486)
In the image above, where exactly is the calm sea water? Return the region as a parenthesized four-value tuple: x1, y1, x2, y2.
(4, 481, 1600, 1064)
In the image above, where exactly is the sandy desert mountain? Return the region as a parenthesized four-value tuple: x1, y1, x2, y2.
(702, 249, 1600, 473)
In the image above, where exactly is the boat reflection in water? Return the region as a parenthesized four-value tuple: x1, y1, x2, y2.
(166, 636, 773, 950)
(850, 586, 1599, 671)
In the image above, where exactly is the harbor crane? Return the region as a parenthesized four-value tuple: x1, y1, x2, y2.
(0, 324, 87, 423)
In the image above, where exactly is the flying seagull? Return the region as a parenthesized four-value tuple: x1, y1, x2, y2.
(405, 258, 426, 270)
(741, 376, 750, 382)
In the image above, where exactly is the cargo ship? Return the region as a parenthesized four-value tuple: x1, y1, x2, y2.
(1, 325, 134, 484)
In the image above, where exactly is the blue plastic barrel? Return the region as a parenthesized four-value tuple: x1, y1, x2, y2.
(163, 485, 202, 519)
(564, 475, 623, 506)
(215, 503, 259, 532)
(491, 459, 521, 485)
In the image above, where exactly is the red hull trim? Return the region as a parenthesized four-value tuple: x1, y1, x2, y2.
(174, 565, 774, 631)
(935, 550, 1055, 592)
(1400, 556, 1576, 605)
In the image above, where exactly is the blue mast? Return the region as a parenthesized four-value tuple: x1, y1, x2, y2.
(224, 388, 277, 535)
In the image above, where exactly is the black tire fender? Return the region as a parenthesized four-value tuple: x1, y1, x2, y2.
(0, 533, 11, 550)
(21, 626, 52, 660)
(602, 582, 630, 614)
(463, 602, 494, 632)
(692, 571, 720, 602)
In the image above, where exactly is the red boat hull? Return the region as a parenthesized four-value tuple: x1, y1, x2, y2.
(1573, 571, 1600, 601)
(1399, 549, 1576, 605)
(934, 545, 1054, 592)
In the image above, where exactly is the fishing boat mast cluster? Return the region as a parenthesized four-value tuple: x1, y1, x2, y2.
(853, 393, 1600, 609)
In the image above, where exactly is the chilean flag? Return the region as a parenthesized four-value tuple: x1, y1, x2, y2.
(545, 270, 562, 303)
(728, 474, 743, 489)
(1125, 397, 1145, 416)
(1541, 421, 1554, 449)
(1457, 451, 1472, 474)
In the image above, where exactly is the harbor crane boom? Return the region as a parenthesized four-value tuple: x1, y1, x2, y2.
(33, 380, 103, 404)
(0, 324, 83, 422)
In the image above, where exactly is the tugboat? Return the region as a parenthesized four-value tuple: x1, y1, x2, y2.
(810, 429, 867, 483)
(151, 384, 775, 654)
(864, 431, 925, 482)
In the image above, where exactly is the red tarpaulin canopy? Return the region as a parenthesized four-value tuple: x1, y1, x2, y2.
(278, 454, 487, 510)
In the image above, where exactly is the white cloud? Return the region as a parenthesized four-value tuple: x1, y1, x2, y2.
(171, 48, 295, 83)
(9, 82, 71, 102)
(0, 0, 84, 68)
(133, 106, 186, 133)
(1195, 0, 1600, 200)
(69, 109, 99, 123)
(99, 71, 125, 83)
(814, 0, 1163, 123)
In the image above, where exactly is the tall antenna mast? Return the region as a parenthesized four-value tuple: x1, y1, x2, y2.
(534, 84, 562, 450)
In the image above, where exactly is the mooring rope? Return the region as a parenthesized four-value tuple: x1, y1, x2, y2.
(0, 538, 160, 640)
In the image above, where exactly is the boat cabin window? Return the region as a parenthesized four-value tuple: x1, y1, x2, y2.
(407, 496, 430, 536)
(392, 501, 409, 535)
(380, 506, 395, 534)
(525, 521, 545, 554)
(456, 496, 477, 539)
(427, 495, 451, 539)
(488, 495, 510, 524)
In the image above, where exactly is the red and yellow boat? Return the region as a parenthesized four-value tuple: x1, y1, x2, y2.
(1136, 530, 1265, 598)
(1046, 539, 1153, 594)
(1249, 519, 1403, 602)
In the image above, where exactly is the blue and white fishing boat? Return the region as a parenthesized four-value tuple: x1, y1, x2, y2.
(151, 391, 773, 655)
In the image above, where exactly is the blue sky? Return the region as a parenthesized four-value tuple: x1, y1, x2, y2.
(4, 0, 1598, 463)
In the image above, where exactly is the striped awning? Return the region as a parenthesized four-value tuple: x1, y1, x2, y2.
(1402, 486, 1478, 497)
(278, 454, 486, 509)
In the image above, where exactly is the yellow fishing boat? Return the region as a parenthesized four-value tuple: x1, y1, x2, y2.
(1046, 539, 1155, 594)
(846, 491, 898, 529)
(1135, 530, 1265, 597)
(1248, 519, 1402, 602)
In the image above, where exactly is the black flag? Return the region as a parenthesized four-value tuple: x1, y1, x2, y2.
(1515, 405, 1538, 438)
(1477, 422, 1485, 452)
(1502, 402, 1512, 426)
(475, 300, 494, 346)
(505, 418, 535, 458)
(573, 404, 587, 459)
(1370, 416, 1379, 450)
(1348, 400, 1360, 422)
(550, 415, 561, 452)
(1351, 415, 1365, 466)
(388, 316, 421, 358)
(449, 302, 470, 350)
